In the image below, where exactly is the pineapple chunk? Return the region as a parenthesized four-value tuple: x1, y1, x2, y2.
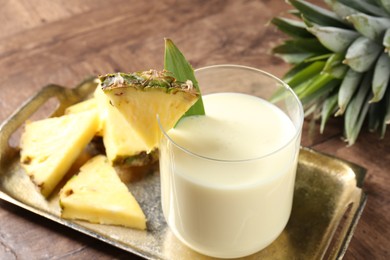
(64, 98, 97, 114)
(65, 99, 103, 136)
(100, 70, 199, 150)
(94, 87, 158, 166)
(20, 110, 99, 197)
(59, 155, 146, 230)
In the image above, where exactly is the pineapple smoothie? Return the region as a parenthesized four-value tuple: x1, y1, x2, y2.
(160, 92, 301, 258)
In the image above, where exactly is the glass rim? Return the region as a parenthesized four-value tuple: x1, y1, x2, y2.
(158, 64, 304, 163)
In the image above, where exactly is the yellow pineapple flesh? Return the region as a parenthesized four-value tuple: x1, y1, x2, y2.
(20, 110, 100, 197)
(59, 155, 146, 230)
(64, 98, 97, 114)
(94, 86, 158, 166)
(100, 70, 199, 150)
(65, 98, 103, 136)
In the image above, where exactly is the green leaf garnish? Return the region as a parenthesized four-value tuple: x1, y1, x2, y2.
(164, 38, 205, 120)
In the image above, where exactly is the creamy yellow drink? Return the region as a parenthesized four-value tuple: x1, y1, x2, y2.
(160, 92, 301, 258)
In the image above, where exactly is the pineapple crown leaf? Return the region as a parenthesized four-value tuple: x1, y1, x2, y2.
(271, 17, 313, 38)
(324, 53, 345, 69)
(301, 78, 340, 105)
(326, 0, 359, 21)
(379, 0, 390, 15)
(344, 69, 373, 145)
(337, 0, 390, 18)
(344, 36, 382, 72)
(306, 23, 360, 53)
(326, 54, 350, 78)
(297, 73, 336, 99)
(274, 52, 315, 64)
(346, 13, 390, 41)
(320, 93, 339, 133)
(289, 0, 350, 28)
(287, 9, 302, 18)
(384, 28, 390, 50)
(272, 37, 330, 64)
(286, 61, 326, 87)
(370, 53, 390, 103)
(164, 38, 205, 119)
(273, 38, 329, 54)
(304, 53, 333, 62)
(336, 69, 363, 116)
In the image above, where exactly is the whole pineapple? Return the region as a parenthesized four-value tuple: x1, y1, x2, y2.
(272, 0, 390, 145)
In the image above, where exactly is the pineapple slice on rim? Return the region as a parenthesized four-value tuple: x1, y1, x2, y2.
(100, 69, 200, 150)
(59, 155, 146, 230)
(20, 110, 100, 197)
(94, 86, 158, 166)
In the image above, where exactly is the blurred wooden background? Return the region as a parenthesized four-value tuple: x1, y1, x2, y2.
(0, 0, 389, 259)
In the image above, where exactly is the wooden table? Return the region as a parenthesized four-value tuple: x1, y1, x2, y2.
(0, 1, 388, 259)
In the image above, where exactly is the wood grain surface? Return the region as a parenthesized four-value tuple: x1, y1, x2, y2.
(0, 0, 389, 259)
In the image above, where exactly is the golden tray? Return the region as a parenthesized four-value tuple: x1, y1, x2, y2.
(0, 79, 366, 259)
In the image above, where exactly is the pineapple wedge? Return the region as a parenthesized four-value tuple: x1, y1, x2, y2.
(59, 155, 146, 230)
(20, 110, 99, 197)
(100, 70, 199, 150)
(65, 98, 97, 114)
(94, 86, 158, 166)
(65, 99, 103, 136)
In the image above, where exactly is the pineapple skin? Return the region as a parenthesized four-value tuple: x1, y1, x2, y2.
(20, 110, 100, 197)
(100, 70, 199, 150)
(59, 155, 146, 230)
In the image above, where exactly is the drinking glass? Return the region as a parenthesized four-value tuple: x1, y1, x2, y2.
(159, 65, 304, 258)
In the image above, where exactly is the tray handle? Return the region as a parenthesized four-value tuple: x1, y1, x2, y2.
(0, 78, 97, 169)
(328, 191, 367, 260)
